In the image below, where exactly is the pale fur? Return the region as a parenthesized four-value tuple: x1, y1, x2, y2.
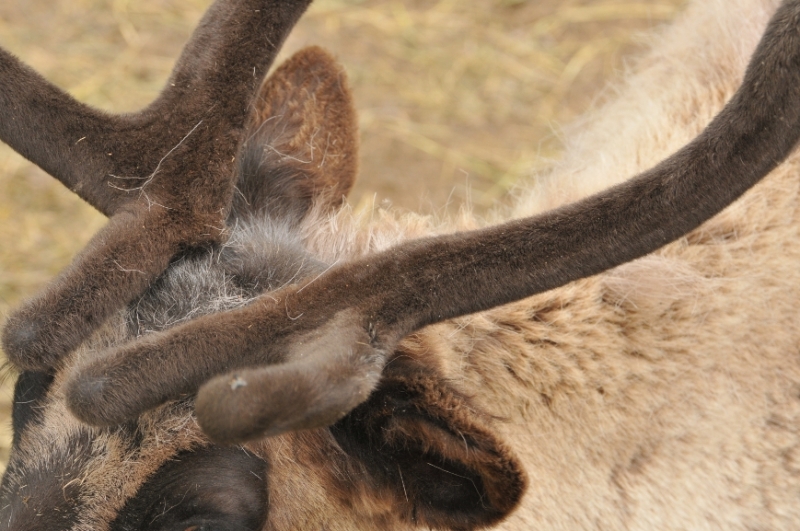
(6, 0, 800, 529)
(299, 0, 800, 527)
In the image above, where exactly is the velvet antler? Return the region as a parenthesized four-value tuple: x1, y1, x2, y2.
(0, 0, 313, 370)
(66, 0, 800, 442)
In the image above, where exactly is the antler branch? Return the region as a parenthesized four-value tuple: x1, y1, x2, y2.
(1, 0, 313, 370)
(66, 0, 800, 442)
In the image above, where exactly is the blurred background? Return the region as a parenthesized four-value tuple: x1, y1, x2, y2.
(0, 0, 687, 468)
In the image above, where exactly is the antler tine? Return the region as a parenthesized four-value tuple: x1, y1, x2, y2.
(65, 0, 800, 442)
(1, 0, 314, 371)
(195, 314, 387, 443)
(367, 0, 800, 335)
(350, 0, 800, 333)
(0, 0, 312, 215)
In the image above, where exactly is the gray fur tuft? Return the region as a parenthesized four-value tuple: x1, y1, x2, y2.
(128, 218, 325, 337)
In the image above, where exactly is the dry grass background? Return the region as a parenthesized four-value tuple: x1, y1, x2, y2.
(0, 0, 687, 470)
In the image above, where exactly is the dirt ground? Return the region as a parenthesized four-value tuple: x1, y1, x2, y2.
(0, 0, 687, 469)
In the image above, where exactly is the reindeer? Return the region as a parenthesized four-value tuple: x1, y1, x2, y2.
(1, 0, 800, 528)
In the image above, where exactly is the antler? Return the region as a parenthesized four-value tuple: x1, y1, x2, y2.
(0, 0, 313, 370)
(66, 0, 800, 442)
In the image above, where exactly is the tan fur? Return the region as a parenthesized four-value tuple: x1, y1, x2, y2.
(6, 0, 800, 529)
(292, 0, 800, 527)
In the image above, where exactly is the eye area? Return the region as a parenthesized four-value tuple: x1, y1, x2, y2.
(11, 371, 54, 446)
(174, 520, 247, 531)
(110, 446, 268, 531)
(147, 521, 248, 531)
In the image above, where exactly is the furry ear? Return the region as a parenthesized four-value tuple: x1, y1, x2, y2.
(330, 356, 527, 530)
(233, 46, 359, 224)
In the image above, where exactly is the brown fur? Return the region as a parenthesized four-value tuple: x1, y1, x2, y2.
(0, 0, 314, 370)
(61, 0, 800, 442)
(3, 0, 800, 529)
(234, 45, 359, 220)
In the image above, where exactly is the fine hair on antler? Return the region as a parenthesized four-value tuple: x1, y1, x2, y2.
(4, 1, 800, 529)
(60, 0, 800, 443)
(0, 0, 314, 370)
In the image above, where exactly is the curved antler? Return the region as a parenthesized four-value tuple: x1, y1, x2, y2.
(0, 0, 313, 370)
(66, 0, 800, 442)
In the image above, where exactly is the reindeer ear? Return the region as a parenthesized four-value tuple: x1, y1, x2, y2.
(233, 46, 358, 224)
(330, 356, 527, 530)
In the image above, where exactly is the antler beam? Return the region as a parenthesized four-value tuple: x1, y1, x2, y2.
(0, 0, 313, 370)
(63, 0, 800, 442)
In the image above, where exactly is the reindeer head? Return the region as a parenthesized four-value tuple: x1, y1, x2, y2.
(0, 1, 528, 529)
(3, 0, 800, 529)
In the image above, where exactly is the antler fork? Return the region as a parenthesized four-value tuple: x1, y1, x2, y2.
(0, 0, 313, 370)
(66, 1, 800, 442)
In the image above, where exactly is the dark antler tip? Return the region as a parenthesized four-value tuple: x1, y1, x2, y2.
(196, 357, 382, 444)
(64, 373, 118, 427)
(196, 371, 322, 444)
(195, 378, 266, 444)
(1, 314, 55, 371)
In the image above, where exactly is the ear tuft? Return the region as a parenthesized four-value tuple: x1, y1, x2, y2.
(233, 46, 359, 224)
(331, 357, 527, 530)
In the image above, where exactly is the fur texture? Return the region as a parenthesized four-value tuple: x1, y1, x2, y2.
(0, 0, 315, 370)
(2, 0, 800, 529)
(62, 0, 800, 444)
